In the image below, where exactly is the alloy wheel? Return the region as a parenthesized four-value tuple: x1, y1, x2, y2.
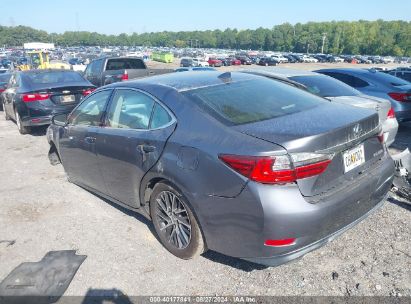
(155, 190, 192, 249)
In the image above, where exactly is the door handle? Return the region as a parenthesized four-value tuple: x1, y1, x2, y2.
(84, 136, 96, 144)
(138, 144, 156, 153)
(137, 144, 156, 162)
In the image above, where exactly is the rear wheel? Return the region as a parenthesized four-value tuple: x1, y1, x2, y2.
(150, 182, 205, 259)
(15, 109, 30, 134)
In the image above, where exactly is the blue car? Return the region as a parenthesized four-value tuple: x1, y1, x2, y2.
(315, 68, 411, 123)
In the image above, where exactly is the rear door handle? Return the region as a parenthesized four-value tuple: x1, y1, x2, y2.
(84, 136, 96, 144)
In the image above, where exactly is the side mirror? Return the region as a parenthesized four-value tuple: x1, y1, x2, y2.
(52, 113, 68, 126)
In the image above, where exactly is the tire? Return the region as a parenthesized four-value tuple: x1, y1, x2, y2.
(3, 104, 10, 120)
(15, 109, 30, 134)
(150, 182, 205, 259)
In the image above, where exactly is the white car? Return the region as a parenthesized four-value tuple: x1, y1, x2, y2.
(192, 58, 209, 67)
(271, 54, 288, 63)
(302, 55, 318, 63)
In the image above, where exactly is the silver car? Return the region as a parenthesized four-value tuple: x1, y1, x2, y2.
(241, 68, 398, 146)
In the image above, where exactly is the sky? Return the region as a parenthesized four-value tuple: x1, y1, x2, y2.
(1, 0, 410, 34)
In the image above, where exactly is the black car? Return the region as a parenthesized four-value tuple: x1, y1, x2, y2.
(2, 69, 95, 134)
(283, 54, 297, 63)
(180, 58, 193, 67)
(258, 57, 278, 66)
(218, 58, 232, 66)
(237, 56, 252, 65)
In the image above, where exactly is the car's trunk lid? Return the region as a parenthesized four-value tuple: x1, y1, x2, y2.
(234, 102, 383, 197)
(328, 95, 391, 124)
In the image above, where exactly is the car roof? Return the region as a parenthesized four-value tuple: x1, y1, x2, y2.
(242, 67, 317, 78)
(109, 71, 258, 92)
(19, 69, 78, 74)
(315, 68, 377, 75)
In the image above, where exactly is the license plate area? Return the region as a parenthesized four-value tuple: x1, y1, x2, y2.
(60, 95, 75, 103)
(343, 144, 365, 173)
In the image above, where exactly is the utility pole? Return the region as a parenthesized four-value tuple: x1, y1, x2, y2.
(321, 32, 327, 54)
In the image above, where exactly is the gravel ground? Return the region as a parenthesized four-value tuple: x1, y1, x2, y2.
(0, 83, 410, 298)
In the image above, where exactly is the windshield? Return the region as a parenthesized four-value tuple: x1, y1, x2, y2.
(183, 77, 325, 125)
(290, 75, 360, 97)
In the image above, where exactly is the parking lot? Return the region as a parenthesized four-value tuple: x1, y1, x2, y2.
(0, 72, 410, 298)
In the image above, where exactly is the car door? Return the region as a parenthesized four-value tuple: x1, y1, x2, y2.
(96, 88, 176, 208)
(58, 89, 113, 193)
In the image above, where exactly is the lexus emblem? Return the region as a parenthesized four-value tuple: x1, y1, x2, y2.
(353, 124, 362, 137)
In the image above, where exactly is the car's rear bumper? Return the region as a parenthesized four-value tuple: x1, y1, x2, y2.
(395, 109, 411, 123)
(382, 117, 399, 147)
(243, 194, 387, 266)
(21, 115, 52, 126)
(200, 152, 394, 265)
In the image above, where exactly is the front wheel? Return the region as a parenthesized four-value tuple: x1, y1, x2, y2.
(3, 104, 10, 120)
(150, 182, 205, 259)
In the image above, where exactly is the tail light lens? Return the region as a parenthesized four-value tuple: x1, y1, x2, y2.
(0, 89, 5, 93)
(387, 107, 395, 119)
(121, 70, 129, 81)
(82, 88, 96, 96)
(219, 153, 333, 184)
(388, 92, 411, 102)
(265, 238, 296, 247)
(22, 93, 50, 102)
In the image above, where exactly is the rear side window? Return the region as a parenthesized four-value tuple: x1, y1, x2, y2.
(106, 59, 145, 70)
(183, 78, 325, 125)
(107, 89, 154, 130)
(150, 103, 172, 129)
(25, 71, 85, 85)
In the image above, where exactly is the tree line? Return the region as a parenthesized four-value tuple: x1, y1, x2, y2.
(0, 20, 410, 56)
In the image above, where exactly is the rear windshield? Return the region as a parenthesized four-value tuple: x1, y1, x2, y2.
(290, 75, 360, 97)
(183, 77, 325, 125)
(106, 58, 145, 70)
(369, 71, 411, 87)
(0, 74, 11, 83)
(25, 71, 85, 84)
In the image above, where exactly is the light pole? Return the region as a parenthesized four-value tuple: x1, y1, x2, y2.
(321, 33, 327, 54)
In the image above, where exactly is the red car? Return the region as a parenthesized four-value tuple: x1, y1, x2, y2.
(207, 58, 222, 67)
(230, 58, 241, 65)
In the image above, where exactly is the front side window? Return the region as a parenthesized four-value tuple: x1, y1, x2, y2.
(69, 90, 112, 126)
(107, 89, 154, 130)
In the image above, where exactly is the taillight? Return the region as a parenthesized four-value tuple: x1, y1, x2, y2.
(377, 130, 385, 144)
(264, 238, 296, 247)
(0, 89, 5, 93)
(387, 107, 395, 119)
(388, 92, 411, 102)
(218, 153, 333, 184)
(22, 93, 50, 102)
(82, 88, 96, 96)
(121, 70, 129, 81)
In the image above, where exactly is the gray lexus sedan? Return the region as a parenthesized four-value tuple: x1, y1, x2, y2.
(47, 72, 394, 266)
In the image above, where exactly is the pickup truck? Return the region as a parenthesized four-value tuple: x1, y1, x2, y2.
(83, 57, 173, 87)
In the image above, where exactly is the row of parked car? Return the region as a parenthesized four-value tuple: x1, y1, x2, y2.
(1, 57, 410, 266)
(178, 53, 403, 68)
